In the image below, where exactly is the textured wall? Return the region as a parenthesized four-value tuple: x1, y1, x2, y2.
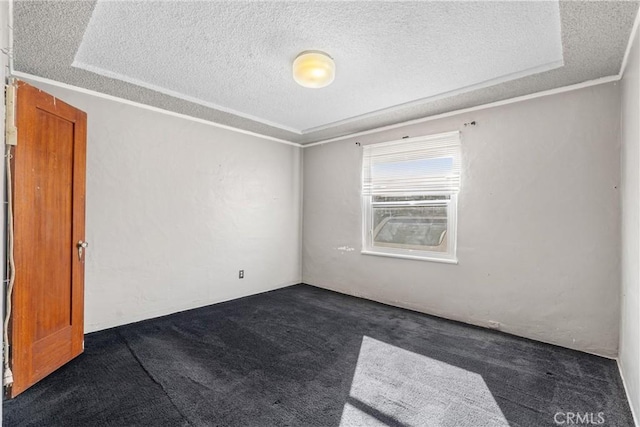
(21, 79, 302, 333)
(303, 82, 621, 357)
(620, 27, 640, 422)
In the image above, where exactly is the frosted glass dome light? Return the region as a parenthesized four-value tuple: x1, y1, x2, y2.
(293, 51, 335, 89)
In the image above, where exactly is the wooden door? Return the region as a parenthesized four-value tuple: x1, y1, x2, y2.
(9, 81, 87, 397)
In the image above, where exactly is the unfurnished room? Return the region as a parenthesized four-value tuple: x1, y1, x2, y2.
(0, 1, 638, 426)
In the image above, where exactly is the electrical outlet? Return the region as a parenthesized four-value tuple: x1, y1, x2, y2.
(239, 270, 244, 279)
(487, 320, 501, 330)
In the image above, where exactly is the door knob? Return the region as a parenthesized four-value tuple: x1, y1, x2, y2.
(77, 240, 88, 262)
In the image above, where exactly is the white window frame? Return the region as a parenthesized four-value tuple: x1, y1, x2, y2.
(361, 132, 460, 264)
(362, 195, 458, 263)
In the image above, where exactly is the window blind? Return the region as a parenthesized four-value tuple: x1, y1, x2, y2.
(362, 131, 461, 196)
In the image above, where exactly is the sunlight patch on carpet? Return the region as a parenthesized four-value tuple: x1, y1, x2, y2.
(340, 336, 509, 427)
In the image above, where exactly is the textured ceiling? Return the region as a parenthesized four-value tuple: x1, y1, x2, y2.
(13, 1, 640, 144)
(73, 1, 563, 133)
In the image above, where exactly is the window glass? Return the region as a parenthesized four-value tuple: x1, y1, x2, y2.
(373, 209, 448, 250)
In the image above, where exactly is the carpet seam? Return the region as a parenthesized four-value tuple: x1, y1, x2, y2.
(117, 330, 193, 426)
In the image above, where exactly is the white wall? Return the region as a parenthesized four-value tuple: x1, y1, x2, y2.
(20, 79, 302, 333)
(303, 82, 621, 357)
(620, 26, 640, 422)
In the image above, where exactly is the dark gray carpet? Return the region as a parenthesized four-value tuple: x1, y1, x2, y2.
(3, 284, 635, 426)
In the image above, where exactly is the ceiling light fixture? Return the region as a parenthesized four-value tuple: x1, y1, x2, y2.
(293, 51, 335, 89)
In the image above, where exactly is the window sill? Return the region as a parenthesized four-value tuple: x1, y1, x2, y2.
(361, 250, 458, 264)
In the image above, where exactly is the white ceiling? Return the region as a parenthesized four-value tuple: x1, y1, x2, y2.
(72, 1, 563, 135)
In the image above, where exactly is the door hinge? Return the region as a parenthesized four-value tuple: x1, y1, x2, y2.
(5, 81, 17, 146)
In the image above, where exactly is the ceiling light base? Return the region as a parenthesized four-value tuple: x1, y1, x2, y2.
(293, 51, 335, 89)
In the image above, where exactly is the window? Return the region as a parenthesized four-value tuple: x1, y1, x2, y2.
(361, 131, 461, 263)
